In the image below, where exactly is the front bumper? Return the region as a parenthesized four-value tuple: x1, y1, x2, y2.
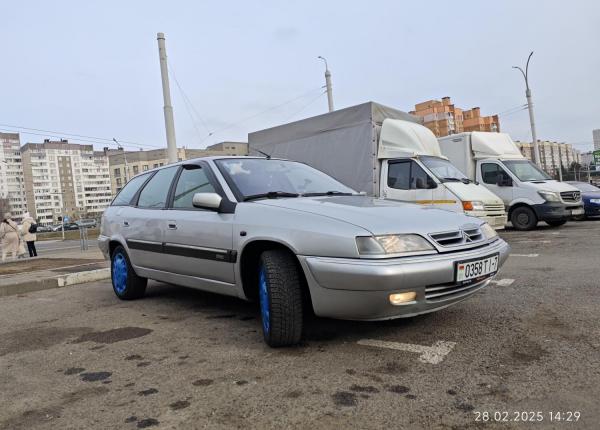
(533, 202, 584, 221)
(584, 203, 600, 217)
(298, 238, 510, 321)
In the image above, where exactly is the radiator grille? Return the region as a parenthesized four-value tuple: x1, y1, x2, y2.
(560, 191, 581, 203)
(429, 227, 484, 248)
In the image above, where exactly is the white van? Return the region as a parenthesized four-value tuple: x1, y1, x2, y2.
(439, 132, 584, 230)
(249, 102, 508, 229)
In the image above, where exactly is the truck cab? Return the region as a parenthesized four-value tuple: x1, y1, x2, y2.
(439, 132, 585, 230)
(377, 120, 508, 229)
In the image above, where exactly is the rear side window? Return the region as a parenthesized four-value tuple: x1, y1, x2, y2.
(137, 166, 179, 209)
(481, 163, 500, 184)
(112, 173, 150, 206)
(172, 166, 216, 209)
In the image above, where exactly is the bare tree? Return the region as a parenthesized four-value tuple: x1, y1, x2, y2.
(0, 197, 10, 220)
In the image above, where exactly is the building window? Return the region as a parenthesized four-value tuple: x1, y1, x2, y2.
(142, 165, 149, 171)
(133, 165, 139, 175)
(114, 168, 121, 177)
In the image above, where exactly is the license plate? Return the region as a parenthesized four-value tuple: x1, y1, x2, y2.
(571, 208, 584, 215)
(456, 254, 499, 284)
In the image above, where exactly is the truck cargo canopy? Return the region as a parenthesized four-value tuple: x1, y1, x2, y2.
(378, 119, 444, 159)
(471, 132, 524, 160)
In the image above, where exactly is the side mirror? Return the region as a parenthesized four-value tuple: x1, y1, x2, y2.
(497, 173, 513, 187)
(192, 192, 222, 210)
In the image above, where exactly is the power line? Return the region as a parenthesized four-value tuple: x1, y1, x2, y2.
(282, 91, 327, 122)
(0, 123, 158, 149)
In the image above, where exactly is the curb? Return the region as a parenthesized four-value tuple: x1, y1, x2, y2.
(0, 268, 110, 297)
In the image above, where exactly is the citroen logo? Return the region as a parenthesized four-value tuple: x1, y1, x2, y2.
(462, 230, 473, 242)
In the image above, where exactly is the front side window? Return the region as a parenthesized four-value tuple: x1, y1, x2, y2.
(216, 159, 354, 199)
(503, 160, 551, 181)
(388, 160, 433, 190)
(481, 163, 500, 185)
(112, 173, 150, 206)
(137, 166, 179, 208)
(172, 166, 216, 209)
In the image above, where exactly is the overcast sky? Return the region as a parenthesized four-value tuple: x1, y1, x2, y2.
(2, 1, 599, 152)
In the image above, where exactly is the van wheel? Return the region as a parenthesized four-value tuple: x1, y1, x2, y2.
(511, 206, 537, 231)
(546, 219, 567, 227)
(258, 250, 303, 347)
(111, 245, 147, 300)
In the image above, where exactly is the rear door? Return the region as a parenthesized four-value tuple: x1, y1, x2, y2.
(162, 163, 235, 284)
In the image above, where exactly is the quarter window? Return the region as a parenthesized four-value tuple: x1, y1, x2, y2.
(137, 166, 179, 209)
(172, 166, 216, 209)
(112, 173, 150, 206)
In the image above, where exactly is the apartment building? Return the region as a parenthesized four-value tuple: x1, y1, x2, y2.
(593, 129, 600, 151)
(516, 141, 582, 177)
(21, 140, 112, 224)
(0, 132, 26, 220)
(108, 142, 248, 194)
(410, 97, 499, 137)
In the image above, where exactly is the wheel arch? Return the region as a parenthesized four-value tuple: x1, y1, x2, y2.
(239, 239, 312, 310)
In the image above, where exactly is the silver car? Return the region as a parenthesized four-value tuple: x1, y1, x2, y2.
(99, 157, 510, 347)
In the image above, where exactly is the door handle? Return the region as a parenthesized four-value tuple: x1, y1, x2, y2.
(167, 222, 177, 230)
(123, 221, 130, 227)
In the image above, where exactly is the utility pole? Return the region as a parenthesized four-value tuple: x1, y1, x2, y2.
(557, 144, 563, 181)
(513, 52, 541, 167)
(113, 138, 129, 182)
(157, 32, 178, 164)
(318, 56, 334, 112)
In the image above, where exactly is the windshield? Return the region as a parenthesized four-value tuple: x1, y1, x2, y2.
(420, 156, 468, 181)
(215, 158, 356, 200)
(503, 159, 552, 181)
(568, 182, 600, 192)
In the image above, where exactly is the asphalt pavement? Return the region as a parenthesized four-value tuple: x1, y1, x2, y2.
(1, 220, 599, 429)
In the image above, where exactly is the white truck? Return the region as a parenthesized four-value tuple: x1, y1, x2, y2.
(438, 132, 585, 230)
(249, 102, 507, 228)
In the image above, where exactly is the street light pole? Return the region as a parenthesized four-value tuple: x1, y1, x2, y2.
(113, 138, 129, 183)
(513, 51, 541, 168)
(318, 56, 334, 112)
(157, 32, 178, 164)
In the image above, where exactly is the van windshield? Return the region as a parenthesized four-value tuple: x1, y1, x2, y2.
(503, 160, 551, 181)
(420, 156, 469, 182)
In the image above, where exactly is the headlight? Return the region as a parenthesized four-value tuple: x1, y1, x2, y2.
(538, 190, 560, 202)
(590, 198, 600, 204)
(480, 222, 498, 240)
(462, 201, 485, 211)
(356, 234, 435, 256)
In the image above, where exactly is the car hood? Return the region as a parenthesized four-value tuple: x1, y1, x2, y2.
(444, 182, 503, 205)
(523, 180, 580, 193)
(254, 196, 482, 235)
(582, 191, 600, 200)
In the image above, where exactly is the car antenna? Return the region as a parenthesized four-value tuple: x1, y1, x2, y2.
(252, 149, 271, 159)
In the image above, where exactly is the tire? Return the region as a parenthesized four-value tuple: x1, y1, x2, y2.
(573, 215, 586, 221)
(110, 245, 147, 300)
(545, 219, 567, 227)
(258, 250, 303, 347)
(510, 206, 538, 231)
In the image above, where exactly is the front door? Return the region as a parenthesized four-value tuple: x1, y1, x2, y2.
(384, 159, 434, 205)
(162, 164, 235, 285)
(478, 161, 513, 204)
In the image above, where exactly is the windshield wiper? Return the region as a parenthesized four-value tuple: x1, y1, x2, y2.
(441, 177, 462, 182)
(243, 191, 300, 201)
(301, 191, 355, 197)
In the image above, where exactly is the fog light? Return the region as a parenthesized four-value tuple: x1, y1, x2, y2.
(389, 292, 417, 305)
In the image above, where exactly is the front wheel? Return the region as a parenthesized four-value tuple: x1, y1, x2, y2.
(546, 219, 567, 227)
(511, 206, 538, 231)
(111, 245, 147, 300)
(258, 250, 304, 347)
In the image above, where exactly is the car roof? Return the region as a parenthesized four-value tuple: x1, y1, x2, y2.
(140, 155, 288, 174)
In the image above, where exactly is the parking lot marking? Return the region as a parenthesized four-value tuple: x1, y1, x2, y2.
(357, 339, 456, 364)
(510, 253, 539, 258)
(490, 278, 515, 286)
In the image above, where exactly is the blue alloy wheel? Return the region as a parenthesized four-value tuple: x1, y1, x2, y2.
(112, 251, 128, 294)
(258, 265, 270, 334)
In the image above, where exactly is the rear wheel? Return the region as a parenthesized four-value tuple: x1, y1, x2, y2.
(111, 245, 147, 300)
(258, 250, 303, 347)
(546, 219, 567, 227)
(511, 206, 538, 231)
